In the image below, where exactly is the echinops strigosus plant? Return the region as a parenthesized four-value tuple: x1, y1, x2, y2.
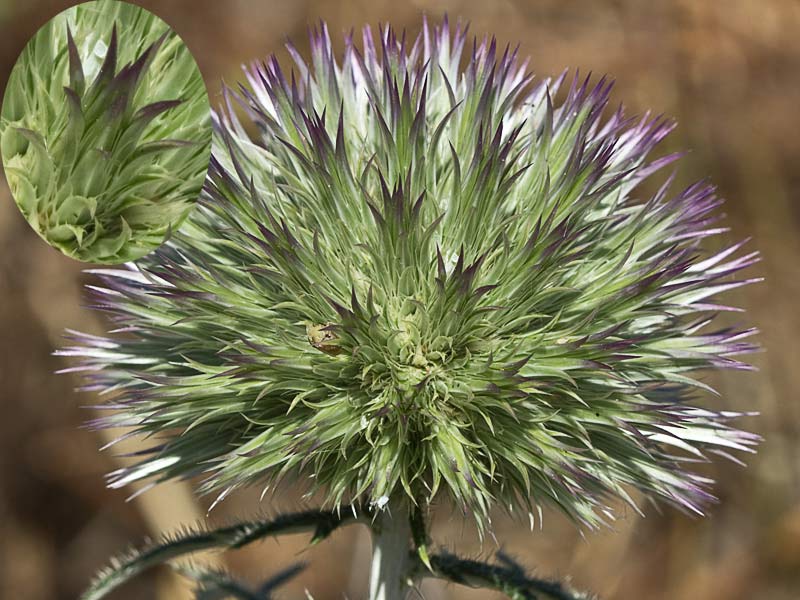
(60, 18, 759, 600)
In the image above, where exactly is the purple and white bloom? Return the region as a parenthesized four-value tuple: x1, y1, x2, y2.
(61, 19, 760, 530)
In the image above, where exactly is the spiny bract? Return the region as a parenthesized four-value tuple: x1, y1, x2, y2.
(1, 0, 210, 263)
(62, 19, 760, 528)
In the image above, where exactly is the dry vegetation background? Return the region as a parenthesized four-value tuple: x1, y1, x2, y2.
(1, 1, 799, 599)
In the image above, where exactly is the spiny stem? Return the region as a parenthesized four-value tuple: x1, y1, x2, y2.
(81, 500, 594, 600)
(416, 551, 591, 600)
(82, 506, 362, 600)
(369, 503, 414, 600)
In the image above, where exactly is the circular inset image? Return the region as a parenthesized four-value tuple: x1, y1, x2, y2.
(1, 0, 211, 263)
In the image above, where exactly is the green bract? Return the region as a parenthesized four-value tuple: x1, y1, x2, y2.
(63, 20, 759, 531)
(1, 0, 210, 263)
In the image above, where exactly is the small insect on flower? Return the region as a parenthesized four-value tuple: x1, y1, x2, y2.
(306, 322, 344, 355)
(1, 0, 211, 263)
(61, 18, 760, 531)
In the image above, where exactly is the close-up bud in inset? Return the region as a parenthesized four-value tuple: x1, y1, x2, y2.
(1, 0, 211, 263)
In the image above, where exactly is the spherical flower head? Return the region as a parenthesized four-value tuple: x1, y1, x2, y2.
(62, 19, 760, 529)
(1, 0, 211, 263)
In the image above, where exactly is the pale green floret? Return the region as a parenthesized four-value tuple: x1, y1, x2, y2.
(64, 22, 759, 533)
(0, 0, 210, 263)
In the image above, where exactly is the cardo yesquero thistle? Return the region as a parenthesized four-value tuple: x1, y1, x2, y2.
(64, 21, 760, 529)
(1, 0, 210, 263)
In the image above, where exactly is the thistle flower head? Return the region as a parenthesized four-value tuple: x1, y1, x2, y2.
(63, 19, 760, 528)
(1, 0, 210, 263)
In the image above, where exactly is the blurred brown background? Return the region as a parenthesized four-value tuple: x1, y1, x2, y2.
(1, 1, 798, 599)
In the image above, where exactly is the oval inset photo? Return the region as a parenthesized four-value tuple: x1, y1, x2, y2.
(1, 0, 211, 263)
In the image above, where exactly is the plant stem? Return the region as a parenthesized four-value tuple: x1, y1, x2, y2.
(412, 551, 589, 600)
(82, 507, 361, 600)
(368, 504, 413, 600)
